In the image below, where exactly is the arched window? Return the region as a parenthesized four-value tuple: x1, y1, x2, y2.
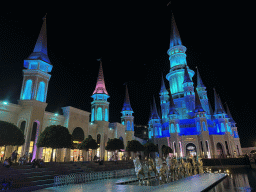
(20, 121, 26, 134)
(203, 122, 207, 131)
(127, 121, 131, 131)
(197, 122, 201, 132)
(159, 127, 162, 136)
(216, 124, 220, 133)
(22, 79, 32, 100)
(97, 107, 102, 121)
(72, 127, 85, 142)
(91, 108, 94, 122)
(36, 81, 45, 102)
(105, 108, 108, 121)
(170, 124, 175, 133)
(176, 124, 180, 133)
(221, 123, 225, 132)
(97, 134, 101, 145)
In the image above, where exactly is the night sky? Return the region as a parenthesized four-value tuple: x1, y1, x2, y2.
(0, 2, 255, 147)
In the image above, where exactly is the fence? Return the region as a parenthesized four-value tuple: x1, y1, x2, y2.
(54, 168, 136, 187)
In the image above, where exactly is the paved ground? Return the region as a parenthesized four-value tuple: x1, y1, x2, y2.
(35, 173, 227, 192)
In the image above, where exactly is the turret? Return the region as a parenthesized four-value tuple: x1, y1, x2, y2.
(196, 67, 210, 116)
(148, 96, 162, 138)
(166, 14, 194, 98)
(121, 85, 134, 131)
(159, 74, 170, 123)
(20, 15, 52, 103)
(183, 66, 195, 113)
(91, 60, 110, 122)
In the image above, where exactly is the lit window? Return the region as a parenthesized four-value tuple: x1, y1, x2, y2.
(97, 107, 102, 121)
(22, 79, 32, 100)
(36, 81, 45, 102)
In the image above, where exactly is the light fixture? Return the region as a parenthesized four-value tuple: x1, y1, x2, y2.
(54, 113, 58, 116)
(3, 101, 8, 105)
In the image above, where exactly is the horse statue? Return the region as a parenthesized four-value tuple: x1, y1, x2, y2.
(197, 157, 204, 174)
(166, 156, 172, 179)
(133, 156, 145, 181)
(148, 157, 157, 178)
(155, 157, 166, 182)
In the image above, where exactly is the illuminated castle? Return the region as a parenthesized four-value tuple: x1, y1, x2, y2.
(0, 16, 135, 162)
(148, 14, 242, 158)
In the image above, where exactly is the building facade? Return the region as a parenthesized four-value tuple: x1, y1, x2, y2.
(0, 16, 135, 162)
(148, 14, 242, 159)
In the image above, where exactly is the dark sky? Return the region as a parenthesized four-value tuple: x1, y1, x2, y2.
(0, 2, 255, 147)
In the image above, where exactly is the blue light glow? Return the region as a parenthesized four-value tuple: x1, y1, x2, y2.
(127, 121, 131, 131)
(203, 122, 207, 131)
(22, 79, 32, 100)
(91, 108, 94, 121)
(97, 107, 102, 121)
(3, 101, 8, 105)
(105, 108, 108, 121)
(36, 81, 45, 102)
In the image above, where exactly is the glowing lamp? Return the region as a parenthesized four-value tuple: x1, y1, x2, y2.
(3, 101, 8, 105)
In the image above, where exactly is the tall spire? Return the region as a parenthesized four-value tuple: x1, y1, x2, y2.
(93, 60, 108, 95)
(122, 85, 133, 111)
(194, 89, 205, 113)
(169, 13, 182, 48)
(213, 88, 225, 115)
(150, 96, 160, 120)
(196, 67, 205, 88)
(168, 90, 177, 115)
(160, 74, 168, 93)
(183, 66, 192, 83)
(226, 103, 235, 124)
(27, 14, 50, 64)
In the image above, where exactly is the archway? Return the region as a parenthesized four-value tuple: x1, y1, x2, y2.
(216, 142, 224, 158)
(71, 127, 85, 162)
(186, 143, 197, 157)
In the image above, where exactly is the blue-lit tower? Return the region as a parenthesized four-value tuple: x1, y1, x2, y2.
(196, 68, 210, 116)
(19, 15, 52, 158)
(213, 88, 229, 134)
(166, 14, 194, 100)
(121, 85, 134, 131)
(168, 90, 182, 157)
(182, 66, 195, 114)
(159, 75, 170, 123)
(91, 61, 110, 122)
(20, 15, 52, 103)
(195, 90, 211, 158)
(148, 96, 162, 139)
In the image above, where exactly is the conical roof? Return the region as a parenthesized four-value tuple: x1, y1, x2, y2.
(183, 66, 192, 83)
(169, 13, 182, 48)
(27, 15, 50, 64)
(196, 67, 205, 88)
(194, 89, 205, 113)
(213, 88, 225, 115)
(150, 96, 160, 120)
(93, 61, 108, 95)
(122, 85, 133, 111)
(168, 90, 178, 115)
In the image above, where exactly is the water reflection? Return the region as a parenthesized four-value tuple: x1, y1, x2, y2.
(207, 168, 256, 192)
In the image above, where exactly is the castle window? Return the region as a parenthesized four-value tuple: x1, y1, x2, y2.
(36, 81, 45, 102)
(22, 79, 33, 100)
(97, 107, 102, 121)
(127, 121, 131, 131)
(105, 108, 108, 121)
(91, 108, 95, 122)
(203, 122, 207, 131)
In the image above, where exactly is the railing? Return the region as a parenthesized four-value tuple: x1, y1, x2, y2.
(54, 168, 136, 187)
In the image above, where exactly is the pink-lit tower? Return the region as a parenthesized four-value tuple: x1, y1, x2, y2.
(91, 60, 110, 122)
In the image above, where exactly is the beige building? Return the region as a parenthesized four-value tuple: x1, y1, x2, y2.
(0, 16, 135, 162)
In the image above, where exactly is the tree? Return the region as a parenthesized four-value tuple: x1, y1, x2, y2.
(105, 138, 124, 160)
(0, 120, 25, 159)
(126, 140, 144, 158)
(37, 125, 73, 162)
(162, 145, 173, 158)
(105, 138, 124, 151)
(143, 142, 158, 158)
(78, 135, 99, 161)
